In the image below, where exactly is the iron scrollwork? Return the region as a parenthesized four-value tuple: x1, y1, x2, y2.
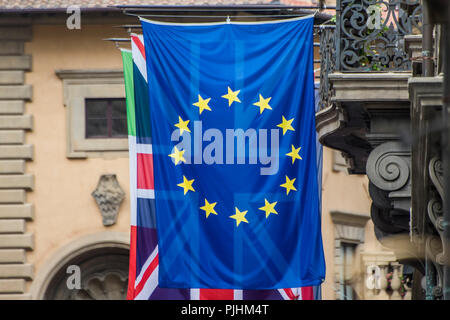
(319, 27, 336, 110)
(337, 0, 422, 71)
(427, 157, 450, 269)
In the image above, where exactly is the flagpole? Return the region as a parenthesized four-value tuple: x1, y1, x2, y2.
(114, 5, 337, 11)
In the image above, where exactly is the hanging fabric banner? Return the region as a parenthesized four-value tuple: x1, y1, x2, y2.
(133, 15, 325, 291)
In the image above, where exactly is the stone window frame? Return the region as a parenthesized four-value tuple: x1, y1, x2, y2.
(56, 69, 128, 158)
(330, 210, 370, 300)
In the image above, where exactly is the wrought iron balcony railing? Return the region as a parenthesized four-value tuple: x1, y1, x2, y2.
(319, 26, 336, 111)
(337, 0, 422, 72)
(319, 0, 422, 110)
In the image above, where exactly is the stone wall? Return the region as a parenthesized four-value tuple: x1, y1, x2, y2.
(0, 18, 34, 299)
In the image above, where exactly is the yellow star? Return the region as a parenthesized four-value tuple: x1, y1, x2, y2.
(253, 94, 272, 114)
(193, 94, 212, 114)
(174, 116, 191, 136)
(286, 145, 302, 164)
(280, 175, 297, 195)
(229, 207, 249, 227)
(277, 116, 295, 135)
(200, 198, 218, 218)
(258, 199, 278, 218)
(177, 175, 195, 195)
(168, 147, 186, 165)
(221, 86, 241, 107)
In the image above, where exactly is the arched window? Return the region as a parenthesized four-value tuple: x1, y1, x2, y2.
(44, 246, 129, 300)
(31, 232, 130, 300)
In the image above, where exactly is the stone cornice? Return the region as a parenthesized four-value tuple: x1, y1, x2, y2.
(55, 69, 123, 80)
(330, 210, 370, 228)
(408, 76, 443, 107)
(315, 103, 346, 143)
(329, 72, 411, 102)
(404, 35, 422, 58)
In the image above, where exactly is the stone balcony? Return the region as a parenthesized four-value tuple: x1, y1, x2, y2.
(316, 72, 411, 174)
(314, 0, 450, 299)
(359, 251, 412, 300)
(316, 0, 423, 265)
(317, 0, 450, 301)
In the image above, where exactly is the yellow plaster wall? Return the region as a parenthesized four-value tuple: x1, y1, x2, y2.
(320, 147, 381, 299)
(24, 24, 131, 279)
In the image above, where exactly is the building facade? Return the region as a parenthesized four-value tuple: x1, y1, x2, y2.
(316, 0, 450, 299)
(0, 0, 403, 300)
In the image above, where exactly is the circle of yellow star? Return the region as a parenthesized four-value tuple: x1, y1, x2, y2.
(221, 86, 241, 107)
(286, 145, 302, 164)
(200, 199, 218, 218)
(277, 116, 295, 135)
(253, 94, 272, 114)
(174, 116, 191, 136)
(193, 94, 212, 114)
(280, 175, 297, 195)
(229, 207, 249, 227)
(258, 199, 278, 218)
(168, 146, 186, 165)
(177, 175, 195, 195)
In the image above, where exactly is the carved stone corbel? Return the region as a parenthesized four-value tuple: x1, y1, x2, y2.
(366, 142, 411, 239)
(427, 156, 450, 268)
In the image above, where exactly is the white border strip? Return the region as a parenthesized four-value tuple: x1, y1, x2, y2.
(278, 288, 290, 300)
(293, 287, 302, 300)
(131, 33, 148, 82)
(137, 188, 155, 199)
(136, 143, 153, 154)
(233, 289, 243, 300)
(190, 288, 200, 300)
(140, 14, 314, 27)
(128, 135, 137, 226)
(135, 246, 158, 288)
(134, 266, 159, 300)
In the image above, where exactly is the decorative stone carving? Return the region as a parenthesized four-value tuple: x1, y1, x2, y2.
(366, 142, 411, 240)
(366, 141, 410, 192)
(43, 244, 130, 300)
(91, 174, 125, 226)
(427, 157, 450, 268)
(425, 235, 443, 298)
(429, 157, 443, 199)
(71, 272, 127, 300)
(427, 158, 444, 234)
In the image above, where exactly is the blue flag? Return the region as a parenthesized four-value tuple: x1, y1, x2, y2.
(141, 16, 325, 290)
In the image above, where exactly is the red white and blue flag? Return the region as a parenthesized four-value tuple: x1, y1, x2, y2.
(122, 34, 322, 300)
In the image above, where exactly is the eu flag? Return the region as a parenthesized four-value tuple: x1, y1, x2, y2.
(141, 16, 325, 289)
